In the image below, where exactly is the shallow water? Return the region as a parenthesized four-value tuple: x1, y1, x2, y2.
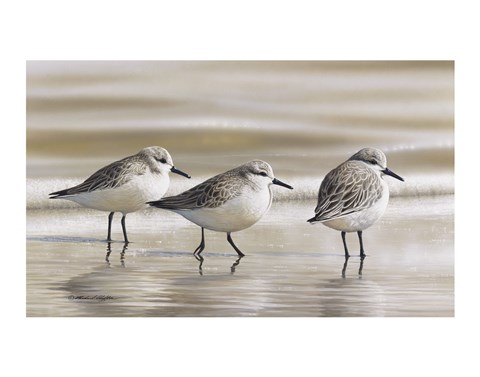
(26, 61, 454, 317)
(26, 196, 453, 317)
(27, 61, 453, 190)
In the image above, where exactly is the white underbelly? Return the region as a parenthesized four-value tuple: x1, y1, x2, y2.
(175, 187, 272, 232)
(64, 172, 169, 214)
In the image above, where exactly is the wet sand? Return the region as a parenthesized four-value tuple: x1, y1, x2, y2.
(26, 196, 453, 317)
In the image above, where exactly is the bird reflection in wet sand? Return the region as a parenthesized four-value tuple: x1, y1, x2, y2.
(194, 254, 204, 275)
(230, 257, 242, 275)
(194, 254, 243, 276)
(105, 242, 128, 268)
(341, 256, 365, 278)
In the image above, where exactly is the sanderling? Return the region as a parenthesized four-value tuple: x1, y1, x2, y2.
(307, 147, 404, 257)
(148, 160, 293, 257)
(49, 146, 190, 243)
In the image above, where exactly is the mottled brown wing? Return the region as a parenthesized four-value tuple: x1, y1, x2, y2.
(149, 170, 244, 210)
(50, 156, 146, 196)
(311, 161, 382, 222)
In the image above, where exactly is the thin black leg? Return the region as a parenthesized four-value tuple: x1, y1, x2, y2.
(341, 231, 349, 257)
(227, 232, 245, 257)
(358, 231, 366, 257)
(194, 227, 206, 255)
(107, 212, 114, 241)
(341, 255, 350, 278)
(121, 214, 129, 244)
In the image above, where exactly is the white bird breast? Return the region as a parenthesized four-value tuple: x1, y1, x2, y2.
(66, 171, 170, 214)
(176, 185, 273, 232)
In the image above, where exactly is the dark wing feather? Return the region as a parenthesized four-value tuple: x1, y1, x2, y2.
(308, 161, 383, 222)
(49, 156, 146, 197)
(149, 170, 245, 210)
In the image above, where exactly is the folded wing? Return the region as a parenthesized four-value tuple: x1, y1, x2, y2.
(148, 171, 244, 210)
(49, 157, 146, 197)
(308, 161, 382, 223)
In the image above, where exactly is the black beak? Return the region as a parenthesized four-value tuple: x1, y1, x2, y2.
(382, 168, 404, 182)
(171, 166, 191, 179)
(272, 178, 293, 190)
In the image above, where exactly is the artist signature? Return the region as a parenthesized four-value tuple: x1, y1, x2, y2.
(67, 295, 119, 302)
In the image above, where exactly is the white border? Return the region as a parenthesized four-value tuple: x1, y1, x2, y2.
(5, 0, 478, 376)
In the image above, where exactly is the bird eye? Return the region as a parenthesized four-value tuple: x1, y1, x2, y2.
(369, 159, 377, 165)
(259, 172, 268, 177)
(156, 157, 167, 164)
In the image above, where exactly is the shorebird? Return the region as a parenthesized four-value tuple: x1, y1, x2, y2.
(49, 146, 190, 243)
(148, 160, 293, 257)
(307, 147, 404, 257)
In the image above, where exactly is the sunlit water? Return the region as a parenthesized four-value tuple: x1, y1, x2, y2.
(26, 61, 454, 316)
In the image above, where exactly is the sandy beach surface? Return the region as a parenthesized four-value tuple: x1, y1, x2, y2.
(27, 196, 453, 317)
